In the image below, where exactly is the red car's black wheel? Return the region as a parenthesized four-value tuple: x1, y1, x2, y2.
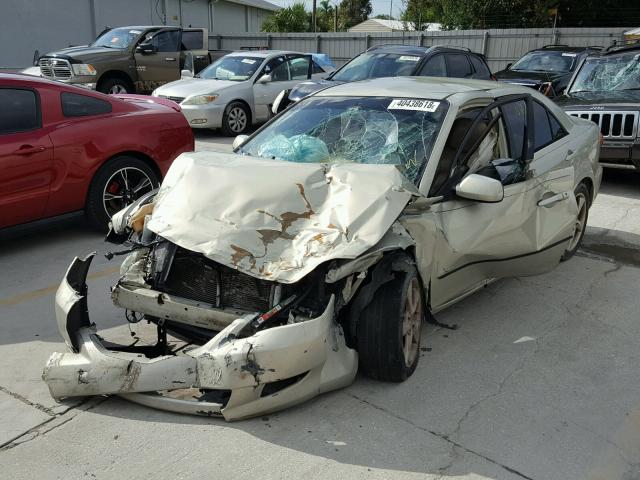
(85, 156, 159, 230)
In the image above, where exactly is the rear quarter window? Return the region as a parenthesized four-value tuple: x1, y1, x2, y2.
(469, 55, 491, 79)
(0, 88, 40, 134)
(446, 54, 473, 78)
(61, 92, 112, 117)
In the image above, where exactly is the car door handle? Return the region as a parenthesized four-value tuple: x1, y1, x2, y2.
(538, 191, 570, 208)
(164, 57, 176, 61)
(14, 145, 46, 155)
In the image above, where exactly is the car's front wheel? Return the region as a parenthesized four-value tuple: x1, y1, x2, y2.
(97, 76, 134, 94)
(561, 182, 590, 261)
(357, 257, 424, 382)
(221, 101, 250, 136)
(85, 156, 160, 230)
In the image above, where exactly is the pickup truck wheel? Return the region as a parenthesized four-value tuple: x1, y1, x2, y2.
(357, 259, 424, 382)
(98, 77, 133, 95)
(561, 182, 590, 261)
(85, 156, 159, 230)
(221, 102, 250, 136)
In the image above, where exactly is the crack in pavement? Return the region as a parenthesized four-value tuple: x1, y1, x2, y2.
(0, 396, 107, 451)
(346, 392, 535, 480)
(0, 385, 56, 417)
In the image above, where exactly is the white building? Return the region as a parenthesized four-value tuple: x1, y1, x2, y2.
(348, 19, 441, 32)
(2, 0, 279, 68)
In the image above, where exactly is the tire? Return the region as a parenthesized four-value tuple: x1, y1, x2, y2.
(97, 76, 134, 95)
(357, 258, 424, 382)
(221, 101, 250, 136)
(561, 182, 590, 261)
(85, 156, 159, 230)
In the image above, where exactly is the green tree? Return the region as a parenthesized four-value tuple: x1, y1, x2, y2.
(338, 0, 372, 30)
(374, 14, 396, 20)
(262, 3, 311, 32)
(317, 0, 336, 32)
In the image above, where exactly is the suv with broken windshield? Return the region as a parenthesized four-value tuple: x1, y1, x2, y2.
(556, 43, 640, 170)
(494, 45, 601, 97)
(273, 44, 493, 113)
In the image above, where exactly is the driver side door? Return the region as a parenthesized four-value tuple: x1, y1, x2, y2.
(428, 95, 578, 310)
(134, 28, 181, 92)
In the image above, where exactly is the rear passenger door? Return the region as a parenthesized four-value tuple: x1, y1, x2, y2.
(0, 87, 54, 228)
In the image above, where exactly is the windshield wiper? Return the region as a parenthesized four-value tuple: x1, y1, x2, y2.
(620, 87, 640, 91)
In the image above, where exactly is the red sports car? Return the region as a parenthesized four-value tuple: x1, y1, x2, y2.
(0, 74, 194, 229)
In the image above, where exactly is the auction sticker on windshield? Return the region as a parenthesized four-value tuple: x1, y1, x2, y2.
(388, 99, 440, 112)
(399, 56, 421, 62)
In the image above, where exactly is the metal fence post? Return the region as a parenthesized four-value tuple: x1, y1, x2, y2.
(267, 34, 272, 49)
(316, 34, 321, 53)
(481, 30, 489, 55)
(419, 33, 424, 47)
(217, 35, 222, 49)
(365, 34, 371, 50)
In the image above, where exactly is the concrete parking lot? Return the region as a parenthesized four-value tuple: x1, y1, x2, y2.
(1, 130, 640, 480)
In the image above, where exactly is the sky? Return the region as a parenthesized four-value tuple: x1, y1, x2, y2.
(266, 0, 404, 21)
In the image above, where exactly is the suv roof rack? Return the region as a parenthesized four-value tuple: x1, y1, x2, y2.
(540, 44, 569, 49)
(585, 45, 604, 50)
(432, 44, 472, 52)
(366, 43, 429, 51)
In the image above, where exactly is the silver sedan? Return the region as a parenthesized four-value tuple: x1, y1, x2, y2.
(152, 50, 332, 135)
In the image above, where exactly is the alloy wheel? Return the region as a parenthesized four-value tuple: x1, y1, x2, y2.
(102, 167, 154, 218)
(109, 84, 128, 94)
(227, 106, 247, 133)
(402, 277, 423, 367)
(566, 192, 588, 252)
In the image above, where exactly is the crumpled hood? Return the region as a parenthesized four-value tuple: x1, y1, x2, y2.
(147, 152, 416, 283)
(555, 90, 640, 110)
(154, 78, 241, 98)
(42, 45, 123, 62)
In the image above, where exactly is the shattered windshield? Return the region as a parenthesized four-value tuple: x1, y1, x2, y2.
(330, 53, 422, 82)
(197, 56, 263, 80)
(511, 51, 576, 73)
(93, 28, 143, 49)
(569, 53, 640, 93)
(239, 96, 447, 183)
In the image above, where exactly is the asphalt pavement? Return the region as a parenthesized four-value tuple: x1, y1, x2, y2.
(1, 131, 639, 480)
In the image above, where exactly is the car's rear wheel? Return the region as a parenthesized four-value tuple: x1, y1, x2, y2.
(221, 102, 250, 136)
(561, 182, 590, 261)
(357, 258, 424, 382)
(85, 156, 159, 230)
(97, 76, 134, 95)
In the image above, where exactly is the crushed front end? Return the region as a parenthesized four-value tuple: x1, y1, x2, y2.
(43, 245, 357, 420)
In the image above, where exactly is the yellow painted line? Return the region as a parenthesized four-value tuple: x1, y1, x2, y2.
(0, 266, 120, 307)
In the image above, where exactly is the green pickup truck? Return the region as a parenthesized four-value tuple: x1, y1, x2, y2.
(37, 26, 228, 94)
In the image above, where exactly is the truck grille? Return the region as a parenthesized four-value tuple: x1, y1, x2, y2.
(567, 111, 639, 140)
(38, 58, 72, 80)
(161, 248, 272, 312)
(158, 95, 185, 104)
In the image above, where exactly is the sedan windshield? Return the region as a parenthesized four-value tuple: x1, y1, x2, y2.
(511, 51, 577, 73)
(197, 56, 263, 80)
(569, 53, 640, 93)
(331, 53, 422, 82)
(92, 28, 143, 49)
(239, 96, 447, 183)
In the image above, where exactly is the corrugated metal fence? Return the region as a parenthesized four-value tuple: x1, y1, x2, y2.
(209, 27, 629, 71)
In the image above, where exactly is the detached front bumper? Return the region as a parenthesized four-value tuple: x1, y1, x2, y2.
(43, 254, 358, 420)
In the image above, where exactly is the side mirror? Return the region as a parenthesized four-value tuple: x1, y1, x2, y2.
(505, 62, 513, 69)
(232, 134, 249, 150)
(257, 74, 272, 84)
(455, 174, 504, 203)
(181, 69, 193, 78)
(136, 43, 156, 55)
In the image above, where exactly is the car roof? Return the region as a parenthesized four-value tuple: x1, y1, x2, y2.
(530, 45, 601, 53)
(225, 50, 301, 59)
(0, 72, 60, 87)
(313, 76, 511, 101)
(365, 44, 482, 57)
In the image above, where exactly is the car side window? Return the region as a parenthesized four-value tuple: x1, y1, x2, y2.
(419, 55, 446, 77)
(500, 100, 527, 161)
(532, 101, 553, 151)
(152, 30, 180, 52)
(264, 57, 289, 82)
(288, 57, 310, 80)
(446, 54, 473, 78)
(549, 112, 568, 141)
(181, 31, 202, 50)
(0, 88, 40, 135)
(61, 92, 112, 117)
(469, 55, 491, 79)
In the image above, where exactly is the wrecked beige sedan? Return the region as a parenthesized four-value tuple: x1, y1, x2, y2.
(44, 77, 602, 420)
